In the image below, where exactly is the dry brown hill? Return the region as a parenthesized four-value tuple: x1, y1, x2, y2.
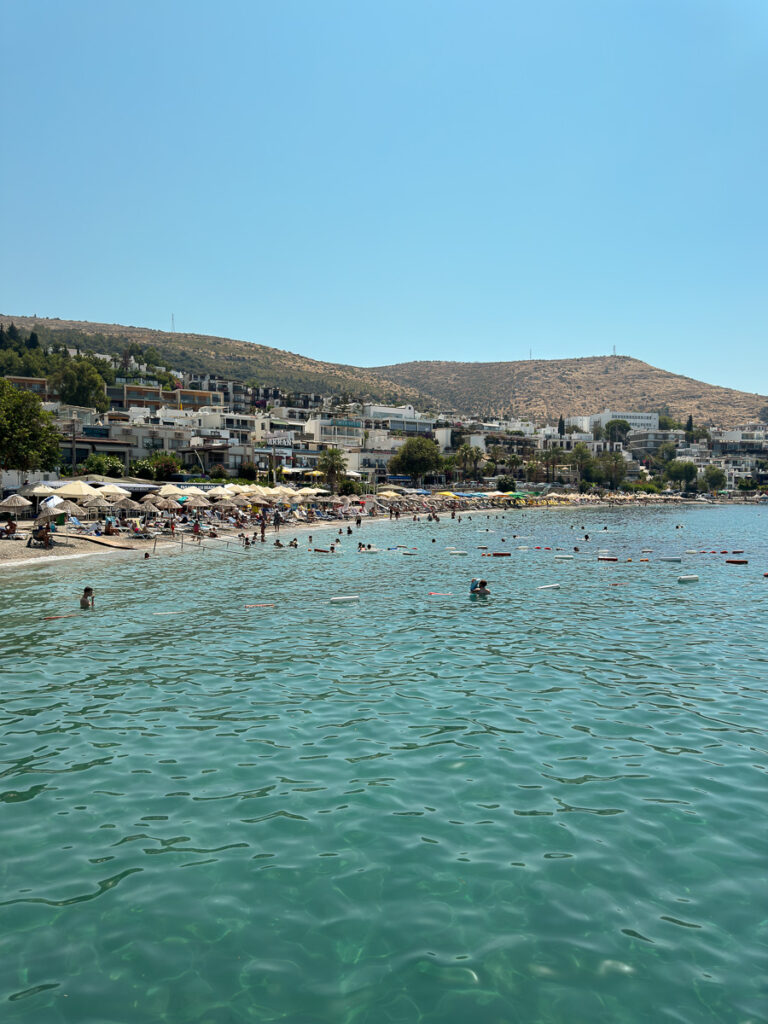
(2, 315, 763, 425)
(371, 355, 766, 425)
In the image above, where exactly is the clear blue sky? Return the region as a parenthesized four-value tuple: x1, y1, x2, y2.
(2, 1, 766, 395)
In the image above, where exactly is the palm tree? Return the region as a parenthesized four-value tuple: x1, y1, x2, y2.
(506, 453, 522, 480)
(488, 444, 506, 476)
(571, 442, 591, 485)
(469, 447, 484, 482)
(456, 443, 473, 481)
(317, 447, 347, 493)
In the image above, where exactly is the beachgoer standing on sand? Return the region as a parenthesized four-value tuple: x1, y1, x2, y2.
(80, 587, 95, 609)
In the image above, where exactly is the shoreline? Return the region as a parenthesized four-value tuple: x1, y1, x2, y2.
(0, 498, 758, 572)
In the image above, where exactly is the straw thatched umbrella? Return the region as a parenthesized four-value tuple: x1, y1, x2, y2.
(112, 497, 143, 511)
(140, 503, 161, 516)
(0, 494, 33, 511)
(82, 495, 114, 510)
(36, 500, 86, 520)
(183, 495, 212, 508)
(19, 482, 56, 497)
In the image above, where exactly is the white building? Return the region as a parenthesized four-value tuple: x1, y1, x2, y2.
(590, 409, 659, 432)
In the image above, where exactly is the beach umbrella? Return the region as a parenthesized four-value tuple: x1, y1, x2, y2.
(112, 497, 143, 511)
(180, 486, 207, 496)
(0, 494, 33, 510)
(98, 484, 131, 498)
(156, 483, 184, 497)
(206, 486, 231, 498)
(155, 498, 181, 511)
(140, 503, 161, 515)
(82, 495, 114, 509)
(54, 480, 100, 499)
(212, 499, 236, 509)
(140, 492, 161, 502)
(36, 500, 86, 520)
(183, 495, 212, 508)
(19, 482, 56, 497)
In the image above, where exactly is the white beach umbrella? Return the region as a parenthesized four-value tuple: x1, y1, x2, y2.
(98, 484, 132, 497)
(54, 480, 100, 499)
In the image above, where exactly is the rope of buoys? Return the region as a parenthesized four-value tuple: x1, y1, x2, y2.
(598, 556, 618, 562)
(492, 552, 511, 557)
(428, 592, 453, 596)
(44, 615, 77, 620)
(659, 556, 682, 563)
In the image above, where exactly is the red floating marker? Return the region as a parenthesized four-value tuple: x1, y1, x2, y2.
(725, 559, 748, 565)
(544, 547, 551, 550)
(535, 546, 541, 549)
(492, 552, 511, 557)
(428, 592, 453, 596)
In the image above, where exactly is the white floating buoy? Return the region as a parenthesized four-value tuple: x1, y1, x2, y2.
(678, 575, 699, 583)
(660, 556, 682, 563)
(538, 583, 561, 590)
(449, 551, 468, 555)
(685, 550, 698, 555)
(517, 546, 529, 550)
(554, 554, 574, 560)
(330, 595, 360, 603)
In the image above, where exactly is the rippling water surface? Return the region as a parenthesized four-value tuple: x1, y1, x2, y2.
(1, 505, 766, 1023)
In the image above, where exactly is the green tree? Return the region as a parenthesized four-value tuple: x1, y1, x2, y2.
(0, 379, 61, 472)
(387, 437, 442, 484)
(604, 419, 632, 443)
(557, 414, 565, 437)
(701, 465, 726, 491)
(78, 453, 125, 477)
(239, 461, 258, 481)
(487, 444, 506, 476)
(317, 447, 347, 493)
(455, 443, 473, 480)
(150, 451, 182, 480)
(209, 463, 228, 479)
(49, 360, 109, 412)
(666, 459, 698, 489)
(571, 442, 592, 484)
(658, 414, 681, 430)
(600, 451, 627, 489)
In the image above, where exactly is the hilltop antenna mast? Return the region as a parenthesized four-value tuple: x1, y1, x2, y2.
(171, 314, 175, 333)
(612, 344, 616, 356)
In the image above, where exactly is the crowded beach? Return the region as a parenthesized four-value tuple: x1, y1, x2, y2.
(0, 477, 732, 570)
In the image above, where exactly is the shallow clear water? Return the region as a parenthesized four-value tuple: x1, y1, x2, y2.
(1, 505, 766, 1024)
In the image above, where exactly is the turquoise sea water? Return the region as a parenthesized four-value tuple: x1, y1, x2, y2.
(1, 505, 766, 1024)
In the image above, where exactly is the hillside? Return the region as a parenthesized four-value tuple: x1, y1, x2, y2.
(2, 315, 764, 425)
(0, 315, 420, 407)
(371, 355, 767, 425)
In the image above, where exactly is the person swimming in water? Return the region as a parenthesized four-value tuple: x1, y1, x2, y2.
(80, 586, 95, 609)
